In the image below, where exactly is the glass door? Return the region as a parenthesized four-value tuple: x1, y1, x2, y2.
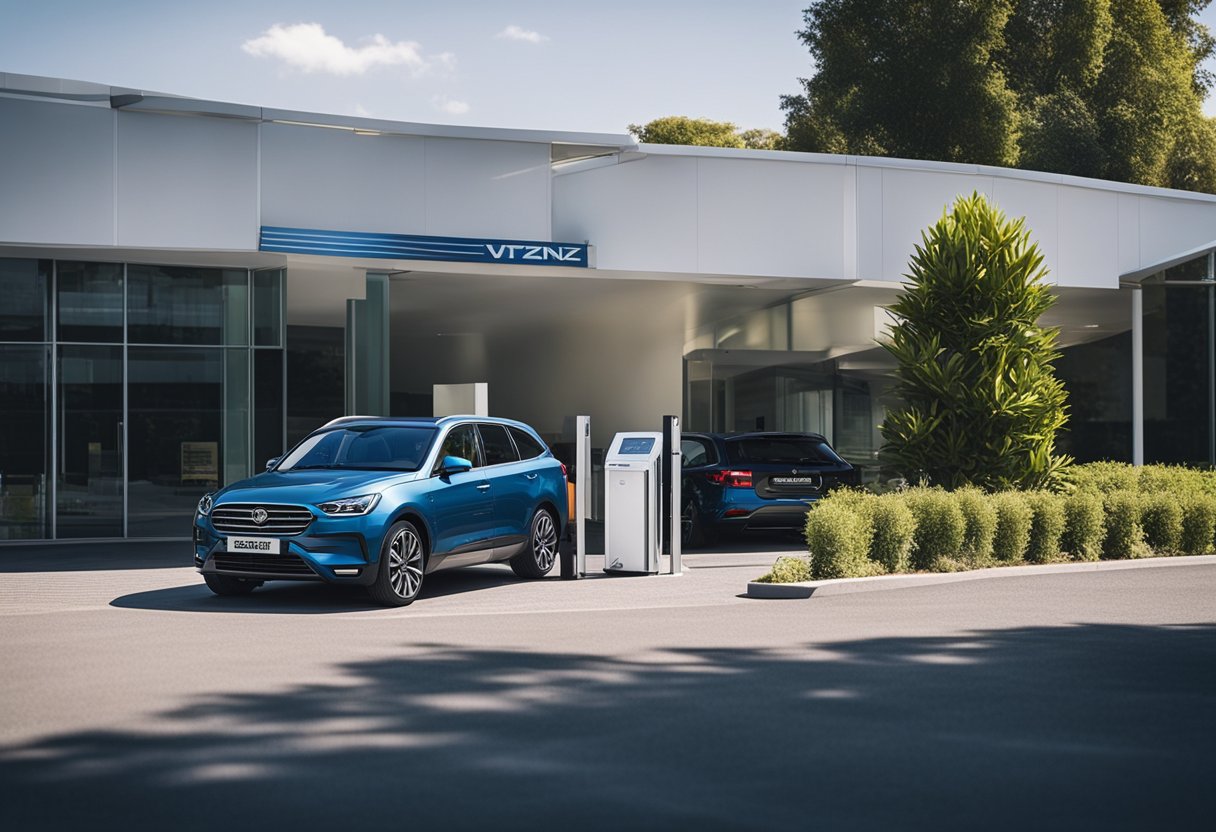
(57, 345, 124, 537)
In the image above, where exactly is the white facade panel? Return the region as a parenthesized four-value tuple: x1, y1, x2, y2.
(552, 156, 699, 273)
(1056, 186, 1119, 288)
(878, 168, 995, 281)
(422, 138, 550, 240)
(116, 111, 257, 249)
(260, 124, 426, 235)
(990, 176, 1059, 283)
(855, 166, 884, 282)
(1117, 193, 1141, 276)
(696, 157, 846, 278)
(0, 98, 115, 245)
(1137, 195, 1216, 272)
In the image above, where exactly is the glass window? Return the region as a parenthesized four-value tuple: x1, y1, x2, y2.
(57, 345, 124, 538)
(286, 325, 344, 445)
(127, 347, 223, 537)
(438, 424, 482, 468)
(726, 436, 843, 465)
(277, 426, 436, 471)
(508, 426, 546, 460)
(681, 437, 716, 468)
(0, 345, 50, 539)
(479, 424, 519, 466)
(0, 259, 51, 342)
(253, 269, 284, 347)
(254, 349, 284, 467)
(57, 262, 123, 343)
(127, 265, 249, 345)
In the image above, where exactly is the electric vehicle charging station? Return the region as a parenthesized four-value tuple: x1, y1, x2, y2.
(600, 415, 682, 576)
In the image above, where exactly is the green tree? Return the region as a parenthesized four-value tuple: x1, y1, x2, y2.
(738, 128, 785, 150)
(880, 193, 1072, 491)
(627, 117, 746, 148)
(781, 0, 1022, 166)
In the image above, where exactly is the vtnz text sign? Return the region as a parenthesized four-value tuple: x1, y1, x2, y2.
(259, 227, 592, 268)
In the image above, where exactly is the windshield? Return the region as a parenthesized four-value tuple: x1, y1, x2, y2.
(726, 437, 843, 465)
(276, 426, 437, 472)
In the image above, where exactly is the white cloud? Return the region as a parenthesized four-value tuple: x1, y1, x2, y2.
(432, 95, 470, 116)
(495, 24, 549, 44)
(242, 22, 437, 76)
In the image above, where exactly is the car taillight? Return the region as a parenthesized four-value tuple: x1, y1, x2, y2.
(560, 463, 568, 479)
(707, 469, 753, 488)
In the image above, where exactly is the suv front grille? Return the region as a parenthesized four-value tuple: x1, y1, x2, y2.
(212, 553, 316, 576)
(211, 503, 314, 535)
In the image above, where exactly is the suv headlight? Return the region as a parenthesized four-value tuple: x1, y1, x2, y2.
(197, 493, 213, 516)
(316, 494, 381, 516)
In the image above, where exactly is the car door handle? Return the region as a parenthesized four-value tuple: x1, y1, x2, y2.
(477, 483, 491, 490)
(525, 473, 538, 480)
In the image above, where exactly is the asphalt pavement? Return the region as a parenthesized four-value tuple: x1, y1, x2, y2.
(1, 541, 1214, 830)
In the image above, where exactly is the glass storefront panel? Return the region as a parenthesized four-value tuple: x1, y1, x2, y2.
(1143, 280, 1213, 465)
(0, 345, 51, 539)
(127, 265, 249, 346)
(254, 349, 285, 466)
(286, 325, 344, 445)
(57, 344, 124, 538)
(57, 262, 123, 343)
(0, 259, 51, 342)
(253, 269, 284, 347)
(127, 347, 224, 538)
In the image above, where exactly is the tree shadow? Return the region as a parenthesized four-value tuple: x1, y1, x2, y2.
(2, 623, 1214, 829)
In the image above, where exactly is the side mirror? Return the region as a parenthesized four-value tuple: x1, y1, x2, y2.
(439, 455, 473, 475)
(265, 457, 280, 471)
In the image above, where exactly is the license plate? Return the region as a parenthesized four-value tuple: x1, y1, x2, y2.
(771, 477, 817, 486)
(226, 536, 283, 554)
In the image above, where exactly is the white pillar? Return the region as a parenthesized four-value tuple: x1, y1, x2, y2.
(1132, 286, 1144, 466)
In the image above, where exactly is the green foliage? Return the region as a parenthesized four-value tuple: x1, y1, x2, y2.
(627, 117, 747, 148)
(902, 489, 966, 570)
(991, 491, 1034, 562)
(1025, 491, 1067, 562)
(955, 487, 998, 565)
(1180, 494, 1216, 555)
(1069, 460, 1140, 493)
(880, 193, 1072, 490)
(1141, 493, 1184, 554)
(738, 128, 786, 150)
(868, 494, 917, 573)
(754, 555, 812, 584)
(1102, 491, 1148, 559)
(1062, 491, 1105, 561)
(783, 0, 1216, 193)
(781, 0, 1021, 165)
(805, 501, 883, 579)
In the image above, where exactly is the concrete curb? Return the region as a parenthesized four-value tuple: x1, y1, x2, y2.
(745, 554, 1216, 599)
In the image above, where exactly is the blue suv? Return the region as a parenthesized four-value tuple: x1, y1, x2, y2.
(193, 416, 568, 607)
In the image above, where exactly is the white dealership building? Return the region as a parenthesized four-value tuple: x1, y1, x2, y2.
(2, 72, 1215, 540)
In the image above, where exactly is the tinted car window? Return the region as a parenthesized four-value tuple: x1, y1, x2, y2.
(726, 437, 843, 465)
(508, 426, 546, 460)
(278, 426, 435, 471)
(479, 424, 520, 466)
(682, 437, 716, 467)
(438, 425, 482, 467)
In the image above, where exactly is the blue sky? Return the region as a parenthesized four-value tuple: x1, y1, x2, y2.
(2, 0, 1215, 135)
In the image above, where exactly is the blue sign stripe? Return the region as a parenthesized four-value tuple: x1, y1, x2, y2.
(258, 226, 591, 267)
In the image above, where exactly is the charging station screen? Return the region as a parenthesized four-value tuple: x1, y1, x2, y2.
(618, 438, 655, 455)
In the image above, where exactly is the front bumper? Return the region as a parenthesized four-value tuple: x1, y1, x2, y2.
(194, 514, 380, 586)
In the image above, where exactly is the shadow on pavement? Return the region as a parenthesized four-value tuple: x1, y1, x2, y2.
(3, 623, 1214, 830)
(110, 565, 534, 614)
(0, 540, 192, 573)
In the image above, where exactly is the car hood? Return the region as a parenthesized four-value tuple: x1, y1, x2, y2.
(215, 469, 423, 505)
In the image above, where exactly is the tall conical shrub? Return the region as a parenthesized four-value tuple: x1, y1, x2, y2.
(880, 193, 1072, 490)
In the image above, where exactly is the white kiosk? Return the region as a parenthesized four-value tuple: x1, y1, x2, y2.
(604, 431, 663, 573)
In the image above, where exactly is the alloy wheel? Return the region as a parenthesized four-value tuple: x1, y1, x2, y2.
(532, 512, 557, 572)
(388, 527, 424, 599)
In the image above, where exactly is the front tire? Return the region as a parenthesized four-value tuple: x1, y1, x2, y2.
(368, 521, 426, 607)
(203, 573, 262, 596)
(510, 509, 558, 578)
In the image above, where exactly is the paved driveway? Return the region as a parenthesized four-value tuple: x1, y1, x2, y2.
(1, 543, 1213, 830)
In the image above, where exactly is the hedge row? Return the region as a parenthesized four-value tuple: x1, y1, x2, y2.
(755, 463, 1216, 583)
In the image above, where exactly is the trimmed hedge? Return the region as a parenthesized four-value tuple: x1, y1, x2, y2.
(1180, 495, 1216, 556)
(1062, 491, 1104, 562)
(991, 492, 1033, 563)
(1025, 491, 1066, 563)
(754, 555, 812, 584)
(805, 501, 882, 580)
(1141, 494, 1183, 556)
(1101, 491, 1148, 560)
(868, 495, 917, 573)
(903, 489, 966, 570)
(955, 487, 997, 566)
